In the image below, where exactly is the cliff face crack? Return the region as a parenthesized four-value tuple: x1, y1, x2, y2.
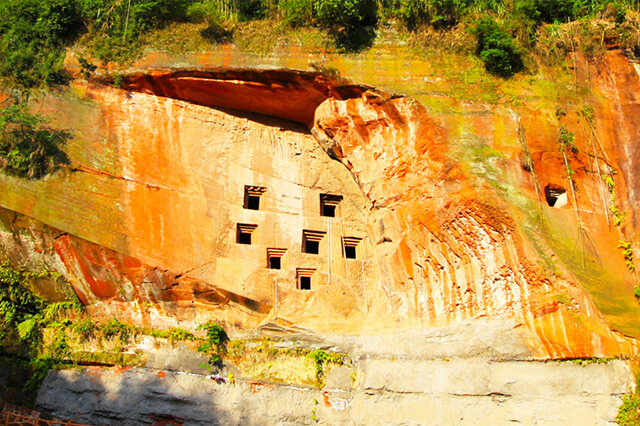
(73, 163, 180, 193)
(175, 261, 215, 279)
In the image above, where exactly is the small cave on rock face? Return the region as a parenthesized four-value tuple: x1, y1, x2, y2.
(544, 184, 567, 208)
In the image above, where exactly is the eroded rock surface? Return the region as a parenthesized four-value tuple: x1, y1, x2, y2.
(37, 359, 634, 425)
(0, 50, 639, 360)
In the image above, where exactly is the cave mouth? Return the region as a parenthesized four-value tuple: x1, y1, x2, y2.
(544, 184, 567, 208)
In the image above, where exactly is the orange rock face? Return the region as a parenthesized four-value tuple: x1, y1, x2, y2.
(120, 69, 367, 127)
(1, 50, 640, 359)
(312, 91, 639, 359)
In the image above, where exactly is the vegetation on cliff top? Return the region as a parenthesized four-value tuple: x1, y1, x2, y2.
(0, 105, 70, 178)
(0, 0, 638, 81)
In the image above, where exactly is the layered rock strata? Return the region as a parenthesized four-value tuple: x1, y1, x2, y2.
(0, 50, 639, 359)
(37, 359, 634, 425)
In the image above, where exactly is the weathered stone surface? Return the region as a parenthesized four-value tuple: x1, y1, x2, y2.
(359, 358, 634, 396)
(1, 47, 640, 361)
(0, 88, 376, 333)
(36, 360, 634, 425)
(312, 87, 640, 359)
(347, 319, 532, 359)
(143, 341, 211, 374)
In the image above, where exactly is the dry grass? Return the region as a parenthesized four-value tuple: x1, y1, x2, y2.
(407, 24, 475, 56)
(618, 10, 640, 58)
(232, 19, 334, 56)
(140, 21, 224, 53)
(225, 340, 318, 386)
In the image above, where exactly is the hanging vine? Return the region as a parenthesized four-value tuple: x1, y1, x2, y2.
(578, 104, 639, 302)
(556, 106, 586, 267)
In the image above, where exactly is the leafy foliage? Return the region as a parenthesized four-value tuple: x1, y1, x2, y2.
(310, 0, 378, 50)
(77, 0, 191, 63)
(278, 0, 314, 27)
(0, 263, 83, 403)
(471, 17, 523, 77)
(306, 348, 343, 383)
(313, 0, 377, 31)
(1, 0, 638, 79)
(0, 104, 70, 179)
(516, 0, 576, 24)
(197, 321, 228, 368)
(99, 318, 133, 342)
(72, 317, 96, 339)
(393, 0, 471, 29)
(236, 0, 269, 21)
(0, 0, 80, 89)
(558, 126, 578, 154)
(144, 326, 196, 342)
(617, 375, 640, 425)
(198, 321, 227, 346)
(618, 241, 635, 273)
(0, 262, 45, 342)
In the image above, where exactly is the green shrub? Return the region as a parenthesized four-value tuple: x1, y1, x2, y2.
(197, 321, 227, 368)
(237, 0, 269, 21)
(306, 348, 343, 383)
(145, 326, 196, 342)
(279, 0, 314, 27)
(395, 0, 469, 29)
(77, 0, 191, 63)
(0, 104, 70, 179)
(394, 0, 430, 29)
(472, 17, 523, 77)
(558, 126, 578, 153)
(313, 0, 377, 31)
(0, 0, 81, 89)
(515, 0, 576, 23)
(198, 321, 227, 347)
(99, 319, 132, 341)
(169, 327, 196, 342)
(0, 262, 45, 342)
(187, 2, 224, 23)
(23, 356, 58, 400)
(72, 317, 96, 339)
(311, 0, 377, 50)
(617, 375, 640, 425)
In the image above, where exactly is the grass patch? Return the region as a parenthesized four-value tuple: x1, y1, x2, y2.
(617, 375, 640, 425)
(225, 339, 346, 388)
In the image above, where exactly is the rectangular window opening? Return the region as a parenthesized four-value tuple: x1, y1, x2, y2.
(299, 276, 311, 290)
(267, 248, 287, 270)
(320, 194, 343, 217)
(322, 204, 336, 217)
(237, 224, 257, 245)
(269, 256, 281, 269)
(296, 268, 315, 290)
(244, 186, 266, 210)
(304, 239, 319, 254)
(343, 237, 362, 260)
(237, 231, 252, 245)
(344, 245, 356, 259)
(302, 230, 325, 255)
(247, 195, 260, 210)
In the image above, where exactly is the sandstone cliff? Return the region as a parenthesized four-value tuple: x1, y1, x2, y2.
(1, 44, 639, 360)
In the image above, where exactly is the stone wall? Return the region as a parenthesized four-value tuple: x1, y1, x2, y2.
(36, 358, 635, 425)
